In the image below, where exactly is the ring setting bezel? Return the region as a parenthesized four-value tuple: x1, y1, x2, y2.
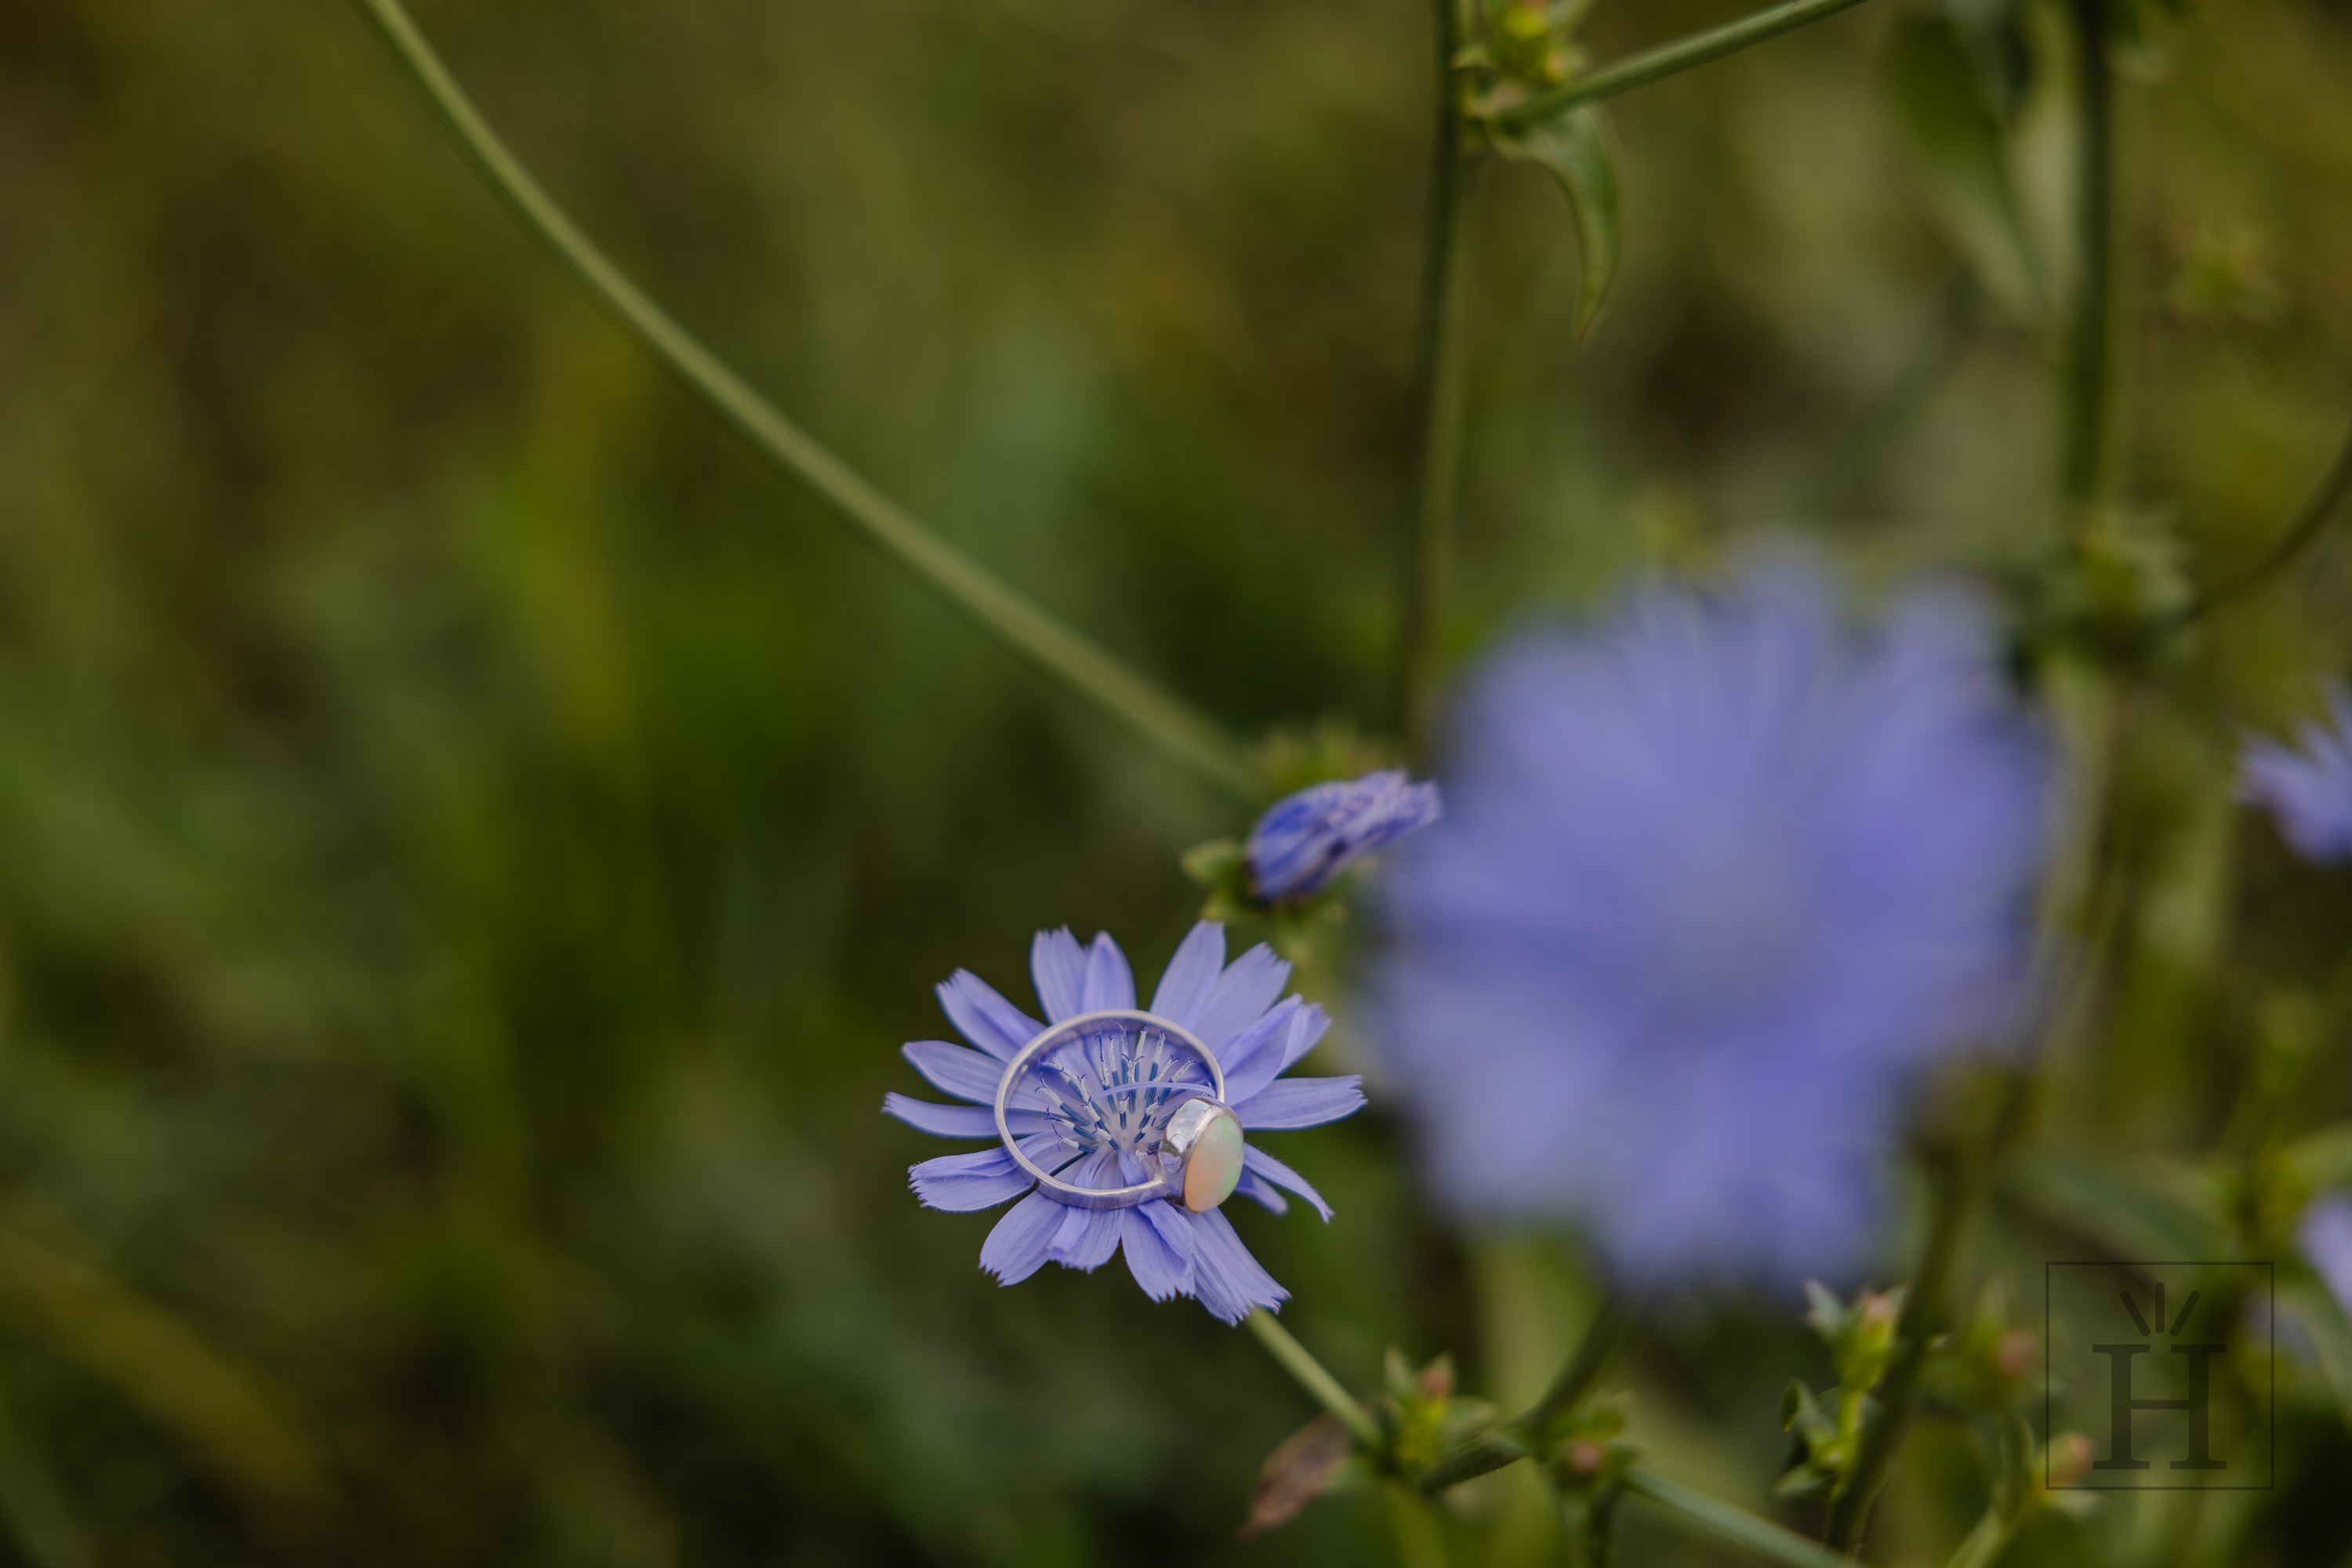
(991, 1008, 1243, 1213)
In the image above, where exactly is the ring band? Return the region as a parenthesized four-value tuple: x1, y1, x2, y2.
(993, 1008, 1227, 1211)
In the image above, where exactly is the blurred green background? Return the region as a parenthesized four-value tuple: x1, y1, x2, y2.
(3, 0, 2352, 1563)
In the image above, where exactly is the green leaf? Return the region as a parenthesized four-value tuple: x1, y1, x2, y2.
(1999, 1148, 2229, 1261)
(1779, 1379, 1831, 1444)
(1778, 1379, 1806, 1431)
(1802, 1280, 1843, 1341)
(1769, 1465, 1828, 1501)
(1884, 13, 2045, 325)
(1384, 1345, 1416, 1404)
(1490, 107, 1622, 341)
(1416, 1412, 1530, 1493)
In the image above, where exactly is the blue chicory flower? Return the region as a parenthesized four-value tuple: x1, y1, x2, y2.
(2238, 688, 2352, 862)
(2302, 1194, 2352, 1314)
(1380, 561, 2053, 1289)
(1245, 770, 1444, 901)
(887, 922, 1365, 1322)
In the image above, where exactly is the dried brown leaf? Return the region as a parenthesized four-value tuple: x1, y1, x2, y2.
(1238, 1414, 1353, 1540)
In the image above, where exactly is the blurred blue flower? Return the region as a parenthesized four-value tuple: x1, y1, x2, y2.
(1381, 562, 2053, 1289)
(1246, 770, 1443, 901)
(886, 922, 1363, 1323)
(2302, 1194, 2352, 1313)
(2238, 690, 2352, 862)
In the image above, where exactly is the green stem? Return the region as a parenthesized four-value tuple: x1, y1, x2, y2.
(1387, 1483, 1455, 1568)
(1245, 1311, 1843, 1568)
(1519, 1290, 1630, 1439)
(1399, 0, 1482, 759)
(1623, 1468, 1853, 1568)
(2182, 419, 2352, 621)
(1939, 64, 2133, 1559)
(347, 0, 1258, 800)
(1942, 1507, 2012, 1568)
(1244, 1310, 1381, 1446)
(1820, 1150, 1974, 1551)
(1565, 1483, 1623, 1568)
(1245, 1316, 1446, 1568)
(2037, 681, 2136, 1078)
(1820, 991, 2063, 1556)
(2060, 0, 2116, 511)
(1494, 0, 1876, 132)
(1411, 1290, 1627, 1492)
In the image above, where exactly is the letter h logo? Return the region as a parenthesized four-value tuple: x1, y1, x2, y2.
(2045, 1261, 2272, 1492)
(2091, 1282, 2226, 1472)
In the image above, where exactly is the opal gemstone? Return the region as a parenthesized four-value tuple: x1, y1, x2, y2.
(1181, 1107, 1245, 1212)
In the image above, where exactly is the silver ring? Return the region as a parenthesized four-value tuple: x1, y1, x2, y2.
(993, 1008, 1228, 1210)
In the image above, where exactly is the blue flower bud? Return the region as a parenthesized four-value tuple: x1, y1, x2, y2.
(1244, 771, 1443, 902)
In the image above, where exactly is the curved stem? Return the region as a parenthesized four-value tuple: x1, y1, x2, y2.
(1519, 1290, 1630, 1439)
(1244, 1310, 1381, 1446)
(1494, 0, 1875, 133)
(2182, 419, 2352, 621)
(2060, 0, 2117, 511)
(348, 0, 1259, 800)
(1623, 1468, 1853, 1568)
(1399, 0, 1482, 759)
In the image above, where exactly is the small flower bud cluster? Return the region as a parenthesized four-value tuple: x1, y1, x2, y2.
(1776, 1283, 1907, 1503)
(1487, 1, 1584, 89)
(1922, 1278, 2041, 1415)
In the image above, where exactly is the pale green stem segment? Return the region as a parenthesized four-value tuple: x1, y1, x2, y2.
(1398, 0, 1482, 759)
(1244, 1309, 1381, 1446)
(1623, 1469, 1855, 1568)
(348, 0, 1260, 800)
(1494, 0, 1877, 132)
(1386, 1485, 1455, 1568)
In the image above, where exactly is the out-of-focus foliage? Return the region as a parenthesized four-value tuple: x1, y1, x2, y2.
(1, 0, 2351, 1563)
